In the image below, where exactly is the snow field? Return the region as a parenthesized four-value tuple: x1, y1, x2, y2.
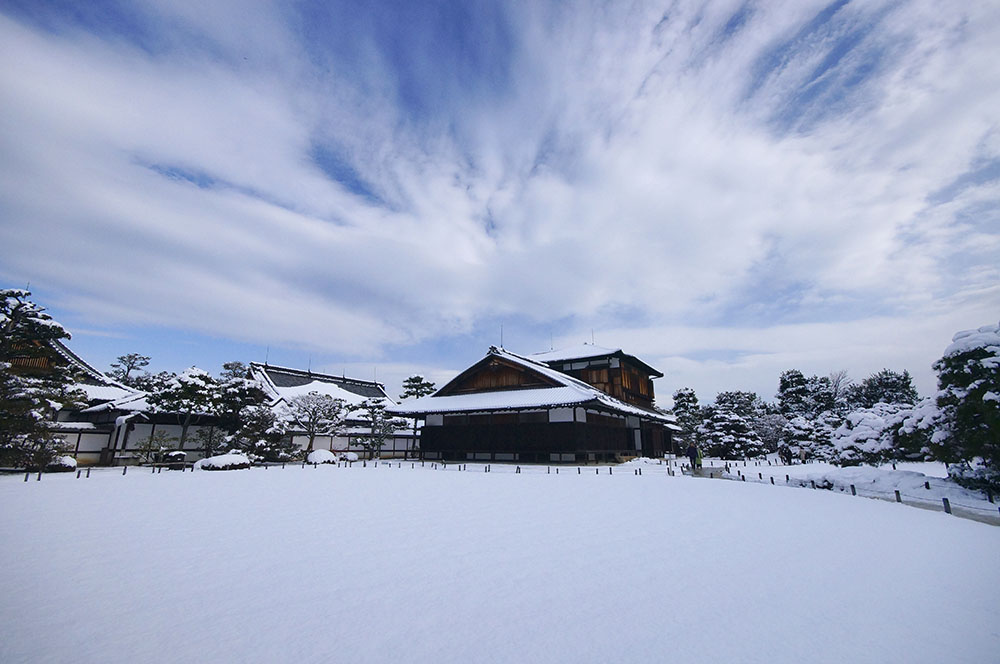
(1, 463, 998, 663)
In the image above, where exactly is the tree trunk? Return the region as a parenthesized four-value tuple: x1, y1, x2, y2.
(178, 412, 193, 450)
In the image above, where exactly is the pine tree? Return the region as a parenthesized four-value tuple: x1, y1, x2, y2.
(698, 406, 765, 460)
(831, 402, 910, 466)
(780, 415, 834, 462)
(213, 361, 268, 435)
(930, 321, 1000, 491)
(1, 289, 85, 469)
(109, 353, 151, 387)
(226, 403, 294, 462)
(146, 367, 218, 450)
(354, 397, 403, 459)
(845, 369, 919, 410)
(777, 370, 809, 416)
(670, 388, 701, 449)
(399, 375, 436, 458)
(283, 392, 348, 452)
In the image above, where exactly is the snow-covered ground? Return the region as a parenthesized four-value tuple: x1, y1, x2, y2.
(1, 461, 998, 663)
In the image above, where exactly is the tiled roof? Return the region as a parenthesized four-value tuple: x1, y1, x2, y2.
(390, 347, 677, 427)
(250, 363, 391, 407)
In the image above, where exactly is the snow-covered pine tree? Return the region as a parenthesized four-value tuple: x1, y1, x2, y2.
(930, 321, 1000, 491)
(670, 387, 702, 449)
(146, 367, 218, 451)
(780, 415, 834, 462)
(399, 375, 436, 458)
(1, 289, 86, 469)
(226, 403, 294, 462)
(777, 369, 809, 416)
(213, 361, 269, 435)
(283, 392, 348, 453)
(698, 405, 765, 460)
(845, 369, 919, 410)
(831, 402, 910, 466)
(354, 397, 403, 460)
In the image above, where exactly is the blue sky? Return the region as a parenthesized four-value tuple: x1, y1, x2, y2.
(1, 0, 998, 404)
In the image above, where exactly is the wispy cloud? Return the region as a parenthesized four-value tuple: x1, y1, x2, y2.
(1, 0, 997, 399)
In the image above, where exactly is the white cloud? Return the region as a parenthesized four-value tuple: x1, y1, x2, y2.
(1, 1, 998, 395)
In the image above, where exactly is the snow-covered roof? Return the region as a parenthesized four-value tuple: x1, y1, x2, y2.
(51, 340, 132, 391)
(46, 339, 144, 407)
(390, 347, 677, 427)
(250, 363, 392, 408)
(81, 391, 150, 413)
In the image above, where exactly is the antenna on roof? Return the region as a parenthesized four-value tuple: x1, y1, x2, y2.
(500, 323, 504, 349)
(550, 332, 553, 351)
(265, 346, 270, 366)
(308, 355, 312, 375)
(591, 329, 595, 345)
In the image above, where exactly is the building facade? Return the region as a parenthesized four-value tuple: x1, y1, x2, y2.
(390, 345, 678, 463)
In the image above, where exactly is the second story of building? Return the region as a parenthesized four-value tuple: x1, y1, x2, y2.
(531, 344, 662, 408)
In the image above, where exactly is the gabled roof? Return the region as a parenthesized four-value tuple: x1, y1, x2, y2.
(250, 362, 391, 408)
(390, 346, 677, 427)
(531, 343, 663, 378)
(48, 339, 140, 405)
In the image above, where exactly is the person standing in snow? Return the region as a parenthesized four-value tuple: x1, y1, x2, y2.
(686, 442, 698, 470)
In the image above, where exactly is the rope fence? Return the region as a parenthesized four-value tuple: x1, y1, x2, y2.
(16, 454, 999, 525)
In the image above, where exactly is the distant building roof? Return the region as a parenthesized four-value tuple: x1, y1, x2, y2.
(249, 362, 391, 407)
(47, 339, 140, 405)
(390, 346, 677, 427)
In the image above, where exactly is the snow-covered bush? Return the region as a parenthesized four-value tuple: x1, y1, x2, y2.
(194, 452, 251, 471)
(306, 449, 339, 465)
(831, 403, 907, 466)
(341, 451, 359, 462)
(46, 455, 77, 472)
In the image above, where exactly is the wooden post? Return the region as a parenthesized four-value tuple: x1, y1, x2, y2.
(123, 466, 127, 476)
(758, 472, 762, 479)
(24, 471, 29, 482)
(895, 490, 901, 503)
(942, 497, 951, 514)
(988, 491, 994, 504)
(36, 471, 42, 481)
(639, 468, 642, 476)
(578, 467, 581, 474)
(770, 476, 774, 485)
(785, 474, 789, 482)
(892, 462, 896, 470)
(151, 465, 156, 473)
(86, 468, 91, 478)
(810, 480, 815, 489)
(924, 481, 930, 490)
(741, 475, 746, 482)
(850, 484, 856, 496)
(76, 470, 81, 479)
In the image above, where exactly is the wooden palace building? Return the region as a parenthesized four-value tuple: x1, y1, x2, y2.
(390, 344, 679, 463)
